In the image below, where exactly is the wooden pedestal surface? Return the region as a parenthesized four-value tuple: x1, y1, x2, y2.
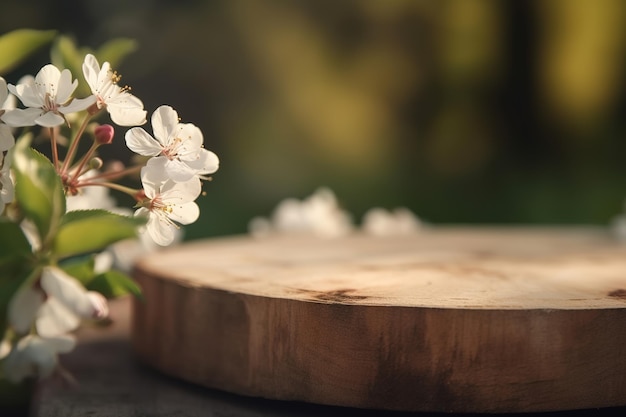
(131, 227, 626, 413)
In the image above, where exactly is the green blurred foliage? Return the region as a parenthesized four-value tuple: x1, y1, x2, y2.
(3, 0, 626, 239)
(0, 29, 56, 73)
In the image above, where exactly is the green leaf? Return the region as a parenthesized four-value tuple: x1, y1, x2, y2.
(53, 210, 145, 259)
(87, 269, 142, 299)
(0, 219, 37, 338)
(50, 35, 83, 74)
(59, 255, 142, 299)
(59, 255, 96, 286)
(10, 135, 65, 245)
(96, 38, 139, 69)
(0, 29, 57, 74)
(0, 218, 34, 276)
(0, 217, 32, 260)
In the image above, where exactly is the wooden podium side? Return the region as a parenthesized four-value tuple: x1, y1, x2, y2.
(131, 227, 626, 413)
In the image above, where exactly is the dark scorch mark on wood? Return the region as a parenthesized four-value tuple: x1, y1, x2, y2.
(292, 288, 370, 303)
(608, 289, 626, 299)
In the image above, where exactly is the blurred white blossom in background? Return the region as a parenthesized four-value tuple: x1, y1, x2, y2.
(249, 187, 354, 238)
(362, 207, 421, 236)
(249, 187, 422, 238)
(611, 204, 626, 242)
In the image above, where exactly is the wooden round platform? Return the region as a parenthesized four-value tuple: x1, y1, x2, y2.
(130, 226, 626, 413)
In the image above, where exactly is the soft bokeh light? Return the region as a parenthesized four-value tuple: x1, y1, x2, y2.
(3, 0, 626, 239)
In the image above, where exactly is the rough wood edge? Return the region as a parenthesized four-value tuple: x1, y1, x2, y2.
(131, 268, 626, 413)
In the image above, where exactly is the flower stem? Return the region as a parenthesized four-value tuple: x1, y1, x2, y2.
(77, 181, 140, 197)
(68, 141, 99, 184)
(50, 127, 60, 169)
(61, 113, 91, 175)
(88, 164, 143, 182)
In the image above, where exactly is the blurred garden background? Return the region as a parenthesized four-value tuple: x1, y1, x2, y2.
(3, 0, 626, 239)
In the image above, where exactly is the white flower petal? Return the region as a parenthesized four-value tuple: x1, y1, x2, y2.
(97, 61, 112, 89)
(125, 127, 163, 156)
(1, 107, 42, 127)
(81, 54, 147, 126)
(2, 343, 34, 382)
(35, 111, 65, 127)
(139, 162, 203, 246)
(8, 83, 40, 108)
(3, 335, 44, 382)
(151, 105, 178, 145)
(40, 267, 94, 318)
(0, 76, 7, 104)
(82, 54, 100, 91)
(93, 251, 113, 275)
(146, 213, 176, 246)
(143, 157, 170, 184)
(164, 158, 198, 182)
(56, 69, 77, 104)
(186, 148, 220, 175)
(8, 285, 44, 334)
(139, 164, 161, 199)
(175, 123, 203, 159)
(1, 158, 15, 203)
(2, 334, 76, 382)
(0, 124, 15, 152)
(45, 334, 76, 354)
(1, 178, 15, 204)
(34, 65, 61, 97)
(135, 207, 150, 219)
(86, 292, 109, 320)
(160, 176, 201, 203)
(108, 101, 147, 126)
(168, 202, 200, 225)
(107, 91, 144, 108)
(19, 219, 40, 251)
(0, 339, 11, 360)
(61, 95, 96, 114)
(36, 298, 81, 337)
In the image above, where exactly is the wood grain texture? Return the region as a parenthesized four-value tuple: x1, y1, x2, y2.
(130, 226, 626, 413)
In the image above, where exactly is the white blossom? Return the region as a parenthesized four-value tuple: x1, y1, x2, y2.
(125, 105, 219, 182)
(609, 198, 626, 243)
(0, 76, 15, 151)
(82, 54, 146, 126)
(7, 283, 43, 335)
(107, 226, 182, 273)
(1, 152, 14, 206)
(8, 267, 109, 338)
(3, 192, 106, 385)
(1, 334, 75, 383)
(2, 64, 95, 127)
(249, 187, 354, 238)
(135, 165, 201, 246)
(0, 339, 10, 360)
(362, 207, 421, 236)
(66, 174, 181, 272)
(612, 207, 626, 243)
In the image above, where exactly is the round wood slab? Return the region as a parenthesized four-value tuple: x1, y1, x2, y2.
(130, 226, 626, 413)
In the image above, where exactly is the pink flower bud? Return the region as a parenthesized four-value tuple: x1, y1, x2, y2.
(94, 124, 115, 145)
